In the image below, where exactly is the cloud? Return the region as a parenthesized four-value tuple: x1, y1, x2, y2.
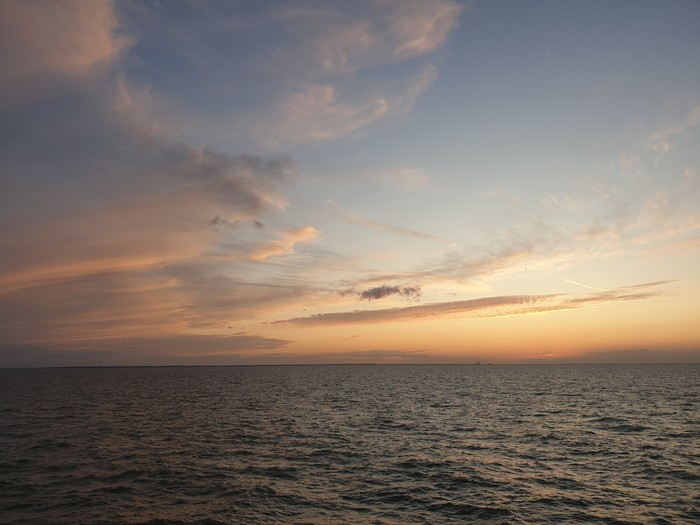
(533, 167, 700, 271)
(619, 280, 677, 290)
(249, 226, 320, 261)
(267, 64, 437, 144)
(0, 0, 132, 107)
(0, 334, 291, 367)
(565, 279, 608, 292)
(331, 228, 551, 293)
(477, 283, 671, 319)
(589, 182, 700, 252)
(421, 231, 556, 284)
(274, 82, 390, 143)
(647, 103, 700, 153)
(314, 200, 455, 248)
(276, 281, 671, 326)
(333, 168, 696, 295)
(479, 188, 502, 198)
(0, 142, 297, 295)
(123, 1, 459, 147)
(0, 2, 328, 355)
(525, 348, 700, 364)
(540, 194, 588, 212)
(382, 0, 464, 58)
(0, 226, 320, 346)
(209, 215, 241, 229)
(375, 167, 429, 190)
(267, 0, 462, 76)
(617, 153, 642, 175)
(3, 2, 690, 367)
(338, 207, 456, 246)
(359, 285, 421, 301)
(157, 260, 316, 329)
(276, 295, 558, 325)
(540, 186, 614, 213)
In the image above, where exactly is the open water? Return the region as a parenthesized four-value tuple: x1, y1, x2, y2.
(1, 364, 698, 524)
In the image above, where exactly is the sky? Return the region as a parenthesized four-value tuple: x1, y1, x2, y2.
(1, 0, 699, 366)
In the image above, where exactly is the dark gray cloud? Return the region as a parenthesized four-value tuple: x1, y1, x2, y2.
(209, 217, 268, 230)
(209, 215, 241, 228)
(359, 284, 421, 301)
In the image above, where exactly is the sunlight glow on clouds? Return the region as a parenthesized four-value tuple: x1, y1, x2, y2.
(249, 226, 320, 261)
(0, 0, 698, 365)
(276, 282, 670, 327)
(269, 64, 437, 145)
(0, 0, 131, 107)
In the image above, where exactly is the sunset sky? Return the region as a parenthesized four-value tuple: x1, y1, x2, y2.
(1, 0, 699, 366)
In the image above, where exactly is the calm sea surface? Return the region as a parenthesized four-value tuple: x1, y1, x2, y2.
(1, 364, 698, 524)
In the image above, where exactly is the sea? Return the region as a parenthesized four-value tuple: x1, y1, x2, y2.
(1, 364, 698, 524)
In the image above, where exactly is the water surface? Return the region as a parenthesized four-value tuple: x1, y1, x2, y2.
(1, 364, 698, 524)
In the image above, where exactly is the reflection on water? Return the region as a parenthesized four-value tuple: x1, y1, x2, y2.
(1, 364, 698, 524)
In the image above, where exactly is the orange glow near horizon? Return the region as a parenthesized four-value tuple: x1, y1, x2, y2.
(0, 1, 698, 366)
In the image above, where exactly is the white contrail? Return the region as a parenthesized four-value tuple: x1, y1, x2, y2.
(565, 279, 608, 292)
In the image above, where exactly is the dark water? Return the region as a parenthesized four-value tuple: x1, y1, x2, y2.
(1, 364, 698, 524)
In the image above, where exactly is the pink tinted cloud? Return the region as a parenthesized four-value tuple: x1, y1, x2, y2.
(0, 0, 131, 105)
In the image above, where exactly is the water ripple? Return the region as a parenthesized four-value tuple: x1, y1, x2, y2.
(1, 364, 697, 524)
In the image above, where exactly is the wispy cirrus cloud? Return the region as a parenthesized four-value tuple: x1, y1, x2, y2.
(3, 1, 694, 368)
(319, 200, 456, 247)
(383, 0, 464, 59)
(265, 64, 437, 145)
(329, 224, 562, 293)
(276, 281, 671, 326)
(647, 103, 700, 153)
(524, 348, 700, 364)
(576, 186, 700, 251)
(0, 136, 309, 345)
(375, 167, 429, 190)
(0, 1, 325, 357)
(117, 1, 462, 147)
(265, 0, 463, 76)
(325, 164, 697, 299)
(0, 143, 297, 293)
(276, 294, 558, 326)
(347, 212, 456, 246)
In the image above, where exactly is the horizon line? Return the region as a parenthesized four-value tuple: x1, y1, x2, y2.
(2, 362, 698, 370)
